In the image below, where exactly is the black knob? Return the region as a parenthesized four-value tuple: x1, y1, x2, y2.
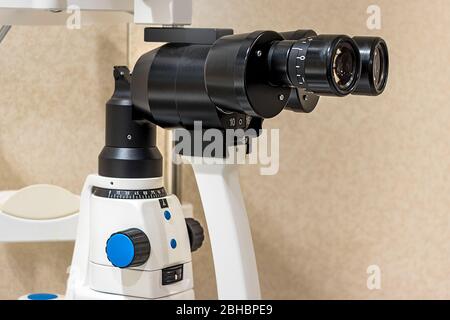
(106, 228, 151, 268)
(185, 218, 204, 252)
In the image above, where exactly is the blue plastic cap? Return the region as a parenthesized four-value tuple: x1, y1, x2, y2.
(27, 293, 58, 300)
(106, 233, 135, 268)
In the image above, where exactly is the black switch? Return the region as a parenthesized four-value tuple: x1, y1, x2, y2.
(159, 198, 169, 208)
(162, 265, 184, 285)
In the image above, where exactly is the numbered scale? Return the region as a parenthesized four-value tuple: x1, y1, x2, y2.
(92, 187, 167, 200)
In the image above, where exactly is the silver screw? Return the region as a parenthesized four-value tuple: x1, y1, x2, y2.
(127, 134, 132, 140)
(278, 94, 285, 101)
(256, 50, 263, 57)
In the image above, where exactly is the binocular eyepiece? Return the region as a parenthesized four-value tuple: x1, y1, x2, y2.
(131, 28, 389, 130)
(269, 31, 388, 97)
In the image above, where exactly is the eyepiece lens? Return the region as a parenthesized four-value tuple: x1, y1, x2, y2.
(352, 37, 389, 96)
(372, 44, 386, 90)
(333, 43, 357, 91)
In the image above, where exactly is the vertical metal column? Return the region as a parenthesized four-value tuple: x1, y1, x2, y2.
(0, 25, 11, 44)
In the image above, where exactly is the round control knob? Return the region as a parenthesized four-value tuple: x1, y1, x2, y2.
(185, 218, 205, 252)
(106, 228, 151, 268)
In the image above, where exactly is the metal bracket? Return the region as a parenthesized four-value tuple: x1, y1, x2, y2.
(145, 27, 234, 45)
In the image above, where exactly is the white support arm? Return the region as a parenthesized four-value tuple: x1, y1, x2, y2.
(0, 0, 192, 25)
(185, 157, 261, 300)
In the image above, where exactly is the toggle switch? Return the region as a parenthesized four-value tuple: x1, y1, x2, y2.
(162, 265, 184, 285)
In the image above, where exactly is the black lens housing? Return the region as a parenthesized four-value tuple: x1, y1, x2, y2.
(352, 37, 389, 95)
(131, 28, 389, 130)
(332, 41, 358, 91)
(269, 35, 362, 97)
(278, 30, 320, 114)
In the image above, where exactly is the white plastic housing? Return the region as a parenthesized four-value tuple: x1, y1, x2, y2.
(89, 193, 192, 298)
(89, 194, 191, 270)
(66, 174, 195, 300)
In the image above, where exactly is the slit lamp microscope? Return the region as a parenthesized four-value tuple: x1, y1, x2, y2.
(0, 1, 389, 300)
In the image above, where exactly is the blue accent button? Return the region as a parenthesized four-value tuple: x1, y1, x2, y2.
(170, 239, 177, 249)
(27, 293, 58, 300)
(164, 210, 172, 221)
(106, 233, 135, 268)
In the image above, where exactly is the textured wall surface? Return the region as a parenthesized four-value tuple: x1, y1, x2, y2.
(182, 0, 450, 299)
(0, 25, 127, 299)
(0, 0, 449, 299)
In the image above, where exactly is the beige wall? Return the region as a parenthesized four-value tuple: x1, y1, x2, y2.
(0, 0, 449, 299)
(183, 0, 450, 300)
(0, 25, 128, 299)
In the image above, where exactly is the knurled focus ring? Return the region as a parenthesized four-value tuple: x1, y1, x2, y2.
(288, 37, 314, 90)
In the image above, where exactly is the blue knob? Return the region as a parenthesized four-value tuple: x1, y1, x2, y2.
(106, 229, 150, 268)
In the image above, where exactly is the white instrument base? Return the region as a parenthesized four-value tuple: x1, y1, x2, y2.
(66, 174, 195, 300)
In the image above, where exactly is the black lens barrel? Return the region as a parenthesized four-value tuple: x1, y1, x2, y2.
(269, 35, 362, 96)
(268, 39, 297, 87)
(352, 37, 389, 96)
